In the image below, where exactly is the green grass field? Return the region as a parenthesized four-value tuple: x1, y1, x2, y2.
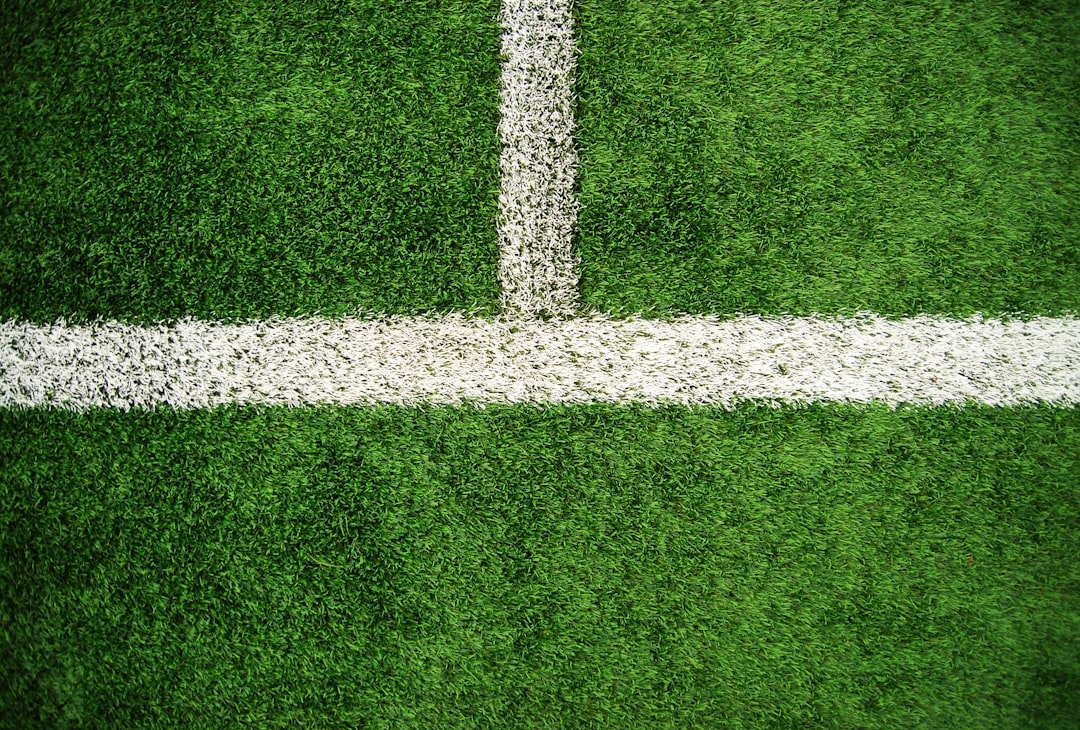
(2, 404, 1078, 727)
(0, 0, 503, 326)
(2, 0, 1079, 727)
(574, 0, 1080, 321)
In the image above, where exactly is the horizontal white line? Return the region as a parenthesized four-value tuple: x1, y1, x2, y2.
(2, 312, 1078, 411)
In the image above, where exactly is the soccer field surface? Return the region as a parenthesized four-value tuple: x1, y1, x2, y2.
(2, 0, 1079, 727)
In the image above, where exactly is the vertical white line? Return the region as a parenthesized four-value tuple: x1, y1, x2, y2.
(496, 0, 582, 319)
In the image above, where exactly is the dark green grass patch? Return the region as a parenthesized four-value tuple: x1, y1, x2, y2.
(2, 402, 1077, 727)
(0, 0, 502, 326)
(574, 0, 1080, 321)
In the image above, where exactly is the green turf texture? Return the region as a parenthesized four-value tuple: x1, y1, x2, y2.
(574, 0, 1080, 320)
(0, 0, 503, 327)
(2, 403, 1078, 727)
(4, 0, 1079, 726)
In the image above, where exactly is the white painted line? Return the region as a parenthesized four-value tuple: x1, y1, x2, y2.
(496, 0, 582, 318)
(2, 312, 1078, 411)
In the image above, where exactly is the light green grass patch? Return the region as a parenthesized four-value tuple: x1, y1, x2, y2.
(2, 403, 1077, 727)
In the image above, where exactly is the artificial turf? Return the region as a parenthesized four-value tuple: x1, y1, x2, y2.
(1, 403, 1078, 727)
(574, 0, 1080, 320)
(0, 0, 503, 327)
(3, 0, 1079, 727)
